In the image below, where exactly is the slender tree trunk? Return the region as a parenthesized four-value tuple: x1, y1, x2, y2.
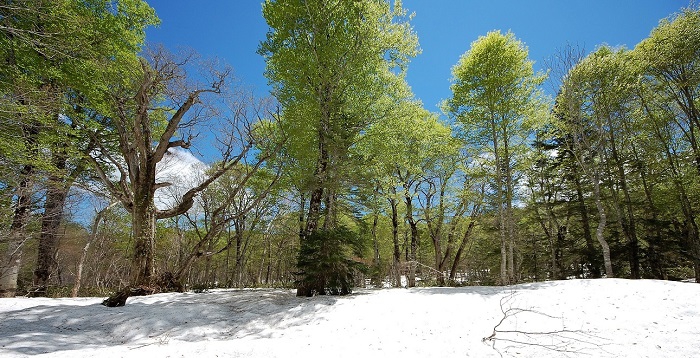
(439, 199, 466, 285)
(389, 194, 401, 287)
(449, 220, 476, 281)
(1, 121, 39, 297)
(606, 120, 640, 278)
(404, 190, 418, 288)
(491, 128, 508, 285)
(503, 139, 517, 283)
(591, 163, 614, 278)
(234, 218, 245, 287)
(72, 202, 117, 297)
(370, 209, 381, 287)
(0, 166, 34, 297)
(496, 190, 508, 284)
(572, 165, 600, 278)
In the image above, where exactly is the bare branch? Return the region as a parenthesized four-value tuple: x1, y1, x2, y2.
(483, 292, 611, 357)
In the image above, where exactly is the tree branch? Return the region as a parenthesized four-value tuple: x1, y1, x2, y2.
(483, 292, 610, 357)
(155, 142, 253, 219)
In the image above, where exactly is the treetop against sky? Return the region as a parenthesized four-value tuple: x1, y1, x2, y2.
(144, 0, 688, 135)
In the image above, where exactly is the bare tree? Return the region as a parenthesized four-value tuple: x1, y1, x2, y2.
(75, 47, 279, 305)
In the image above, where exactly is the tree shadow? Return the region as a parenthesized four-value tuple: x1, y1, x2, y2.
(0, 289, 349, 356)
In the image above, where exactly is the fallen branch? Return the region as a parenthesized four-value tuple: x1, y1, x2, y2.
(483, 292, 611, 357)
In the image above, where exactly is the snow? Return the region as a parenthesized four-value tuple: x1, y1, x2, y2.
(1, 279, 698, 357)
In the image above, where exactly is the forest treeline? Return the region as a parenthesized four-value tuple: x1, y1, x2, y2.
(1, 0, 699, 300)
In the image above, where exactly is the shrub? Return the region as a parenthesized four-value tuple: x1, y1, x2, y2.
(295, 226, 367, 297)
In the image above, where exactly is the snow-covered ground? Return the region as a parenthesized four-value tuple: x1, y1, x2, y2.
(1, 279, 698, 357)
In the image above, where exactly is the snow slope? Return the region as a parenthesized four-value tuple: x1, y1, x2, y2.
(0, 279, 698, 358)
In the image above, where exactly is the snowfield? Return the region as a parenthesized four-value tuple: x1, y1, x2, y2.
(1, 279, 698, 357)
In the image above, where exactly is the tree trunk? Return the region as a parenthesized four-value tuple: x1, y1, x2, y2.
(389, 193, 401, 287)
(404, 190, 418, 288)
(370, 209, 382, 287)
(0, 231, 27, 298)
(33, 169, 70, 293)
(606, 119, 640, 278)
(492, 135, 508, 285)
(1, 120, 39, 298)
(504, 141, 517, 284)
(449, 220, 476, 282)
(573, 166, 600, 278)
(131, 199, 157, 287)
(72, 202, 117, 297)
(234, 217, 246, 287)
(0, 164, 34, 297)
(591, 164, 614, 278)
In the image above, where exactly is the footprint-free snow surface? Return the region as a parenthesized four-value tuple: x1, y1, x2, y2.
(1, 279, 698, 357)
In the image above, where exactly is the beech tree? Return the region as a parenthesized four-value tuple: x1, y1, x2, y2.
(358, 101, 458, 286)
(77, 47, 280, 305)
(446, 31, 546, 284)
(553, 45, 653, 279)
(0, 0, 158, 297)
(634, 8, 700, 280)
(259, 0, 419, 295)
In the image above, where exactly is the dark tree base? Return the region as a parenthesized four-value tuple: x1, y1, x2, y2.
(102, 286, 156, 307)
(102, 272, 185, 307)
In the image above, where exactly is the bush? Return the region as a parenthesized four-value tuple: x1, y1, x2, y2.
(295, 226, 367, 297)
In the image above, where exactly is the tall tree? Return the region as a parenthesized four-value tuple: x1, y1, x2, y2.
(0, 0, 158, 297)
(554, 46, 644, 279)
(634, 7, 700, 280)
(259, 0, 419, 295)
(79, 48, 280, 305)
(358, 101, 457, 286)
(446, 30, 545, 285)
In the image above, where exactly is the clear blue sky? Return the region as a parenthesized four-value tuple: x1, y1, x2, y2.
(145, 0, 689, 113)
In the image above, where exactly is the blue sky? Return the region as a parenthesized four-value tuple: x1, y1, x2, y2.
(145, 0, 689, 113)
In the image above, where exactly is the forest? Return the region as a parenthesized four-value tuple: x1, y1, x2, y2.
(1, 0, 699, 302)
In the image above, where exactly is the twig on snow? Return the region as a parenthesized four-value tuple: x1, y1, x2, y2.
(482, 292, 612, 357)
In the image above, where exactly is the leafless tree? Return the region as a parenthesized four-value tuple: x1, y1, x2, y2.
(73, 46, 281, 305)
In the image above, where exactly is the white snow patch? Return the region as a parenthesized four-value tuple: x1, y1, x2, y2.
(0, 279, 698, 357)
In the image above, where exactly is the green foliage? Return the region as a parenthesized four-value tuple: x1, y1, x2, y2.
(258, 0, 420, 190)
(358, 102, 458, 183)
(295, 226, 367, 296)
(446, 30, 547, 152)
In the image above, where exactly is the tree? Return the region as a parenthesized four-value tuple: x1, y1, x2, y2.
(78, 47, 280, 305)
(446, 30, 546, 285)
(554, 48, 611, 279)
(259, 0, 419, 295)
(175, 156, 283, 288)
(634, 7, 700, 281)
(0, 0, 158, 297)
